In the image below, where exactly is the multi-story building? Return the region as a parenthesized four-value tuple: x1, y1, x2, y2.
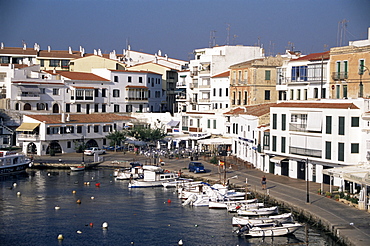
(229, 56, 284, 107)
(276, 51, 330, 102)
(265, 99, 369, 189)
(330, 27, 370, 99)
(16, 113, 134, 156)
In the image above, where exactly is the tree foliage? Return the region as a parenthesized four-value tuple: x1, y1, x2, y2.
(126, 127, 166, 142)
(106, 130, 127, 147)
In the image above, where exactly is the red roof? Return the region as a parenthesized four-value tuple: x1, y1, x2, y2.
(45, 71, 110, 81)
(224, 103, 277, 117)
(26, 113, 134, 124)
(212, 71, 230, 78)
(292, 51, 330, 62)
(271, 102, 359, 109)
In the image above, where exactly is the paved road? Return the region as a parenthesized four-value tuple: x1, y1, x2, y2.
(33, 151, 370, 246)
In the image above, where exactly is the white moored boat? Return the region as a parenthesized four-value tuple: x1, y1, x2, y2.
(232, 213, 294, 226)
(234, 222, 302, 237)
(116, 166, 143, 180)
(0, 151, 31, 175)
(128, 167, 178, 188)
(70, 165, 85, 171)
(237, 206, 279, 216)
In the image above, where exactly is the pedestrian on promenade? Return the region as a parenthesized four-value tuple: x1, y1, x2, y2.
(261, 175, 267, 190)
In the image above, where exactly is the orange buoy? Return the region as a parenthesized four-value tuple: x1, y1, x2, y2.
(76, 199, 81, 204)
(95, 183, 100, 187)
(89, 222, 94, 227)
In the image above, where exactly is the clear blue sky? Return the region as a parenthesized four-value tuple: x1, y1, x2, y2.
(1, 0, 369, 60)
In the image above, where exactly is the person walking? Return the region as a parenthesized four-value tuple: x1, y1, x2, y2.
(261, 175, 267, 190)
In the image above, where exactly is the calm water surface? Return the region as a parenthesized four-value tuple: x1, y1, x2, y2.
(0, 169, 338, 246)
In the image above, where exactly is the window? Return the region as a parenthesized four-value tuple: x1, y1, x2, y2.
(297, 89, 301, 100)
(113, 89, 120, 97)
(207, 119, 210, 128)
(243, 91, 247, 105)
(272, 136, 277, 151)
(282, 114, 286, 131)
(213, 120, 216, 129)
(102, 89, 107, 97)
(291, 66, 307, 81)
(314, 88, 318, 99)
(139, 77, 143, 83)
(66, 104, 70, 113)
(50, 59, 60, 67)
(67, 141, 71, 148)
(128, 76, 132, 82)
(351, 143, 359, 153)
(265, 70, 271, 80)
(359, 59, 365, 75)
(351, 117, 359, 127)
(94, 125, 99, 133)
(326, 116, 332, 134)
(336, 85, 340, 99)
(272, 114, 277, 129)
(281, 137, 286, 153)
(219, 88, 222, 97)
(338, 116, 345, 135)
(213, 88, 216, 97)
(39, 88, 45, 94)
(94, 89, 99, 97)
(265, 90, 270, 100)
(338, 142, 344, 161)
(114, 76, 118, 82)
(343, 85, 347, 98)
(53, 88, 59, 95)
(325, 141, 331, 159)
(61, 60, 69, 68)
(94, 104, 99, 112)
(114, 104, 119, 112)
(102, 104, 106, 112)
(77, 104, 81, 112)
(77, 126, 82, 133)
(290, 89, 294, 100)
(225, 88, 228, 97)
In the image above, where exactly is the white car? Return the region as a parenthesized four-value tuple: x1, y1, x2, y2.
(84, 147, 106, 156)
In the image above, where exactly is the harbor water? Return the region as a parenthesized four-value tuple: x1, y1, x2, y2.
(0, 169, 339, 246)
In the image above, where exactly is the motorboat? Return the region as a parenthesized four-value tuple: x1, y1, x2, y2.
(128, 167, 178, 188)
(209, 199, 263, 210)
(237, 206, 279, 216)
(232, 213, 294, 226)
(116, 166, 143, 180)
(162, 178, 193, 188)
(70, 166, 85, 171)
(0, 151, 31, 175)
(234, 221, 302, 237)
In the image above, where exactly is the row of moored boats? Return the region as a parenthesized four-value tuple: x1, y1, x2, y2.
(114, 163, 303, 237)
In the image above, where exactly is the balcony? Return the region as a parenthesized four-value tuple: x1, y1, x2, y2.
(289, 146, 322, 158)
(332, 72, 348, 80)
(18, 133, 40, 141)
(189, 83, 198, 89)
(125, 97, 148, 101)
(16, 93, 40, 101)
(199, 98, 210, 102)
(289, 123, 307, 132)
(198, 84, 211, 88)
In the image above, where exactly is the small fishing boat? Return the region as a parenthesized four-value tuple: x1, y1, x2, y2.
(116, 166, 144, 180)
(209, 200, 263, 210)
(232, 213, 294, 226)
(237, 206, 279, 216)
(233, 221, 302, 237)
(70, 166, 85, 171)
(162, 178, 193, 188)
(0, 151, 31, 175)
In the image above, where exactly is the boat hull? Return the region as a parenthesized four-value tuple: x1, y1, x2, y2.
(0, 163, 29, 175)
(242, 223, 302, 237)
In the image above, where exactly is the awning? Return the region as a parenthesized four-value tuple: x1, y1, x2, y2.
(270, 156, 287, 163)
(167, 120, 180, 127)
(16, 122, 40, 132)
(18, 85, 40, 93)
(198, 137, 232, 145)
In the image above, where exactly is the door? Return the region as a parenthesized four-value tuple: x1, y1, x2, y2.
(281, 160, 289, 176)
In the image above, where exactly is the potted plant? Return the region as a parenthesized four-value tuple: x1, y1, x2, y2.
(334, 194, 340, 201)
(317, 189, 322, 195)
(325, 191, 332, 198)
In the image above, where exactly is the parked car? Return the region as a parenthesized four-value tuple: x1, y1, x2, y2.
(84, 147, 106, 156)
(188, 161, 206, 173)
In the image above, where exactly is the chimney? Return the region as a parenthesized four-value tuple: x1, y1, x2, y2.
(23, 43, 27, 50)
(81, 48, 85, 57)
(98, 49, 102, 56)
(93, 49, 97, 55)
(48, 46, 51, 52)
(34, 43, 40, 51)
(68, 46, 72, 54)
(1, 43, 3, 49)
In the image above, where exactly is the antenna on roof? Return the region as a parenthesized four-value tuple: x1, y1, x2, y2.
(337, 19, 349, 47)
(209, 30, 216, 48)
(226, 23, 230, 45)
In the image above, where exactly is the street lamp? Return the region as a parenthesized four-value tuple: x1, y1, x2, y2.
(300, 158, 309, 203)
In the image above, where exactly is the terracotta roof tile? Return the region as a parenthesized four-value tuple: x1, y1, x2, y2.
(45, 71, 110, 81)
(224, 103, 277, 117)
(212, 71, 230, 78)
(271, 102, 359, 109)
(26, 113, 135, 124)
(292, 51, 330, 61)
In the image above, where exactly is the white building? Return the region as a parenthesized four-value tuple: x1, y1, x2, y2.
(16, 113, 134, 156)
(265, 99, 370, 189)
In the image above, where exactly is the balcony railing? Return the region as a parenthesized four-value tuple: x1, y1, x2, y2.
(126, 97, 148, 101)
(199, 98, 210, 102)
(289, 146, 322, 158)
(18, 133, 40, 141)
(332, 72, 348, 80)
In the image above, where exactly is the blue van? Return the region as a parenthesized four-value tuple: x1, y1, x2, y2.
(188, 162, 206, 173)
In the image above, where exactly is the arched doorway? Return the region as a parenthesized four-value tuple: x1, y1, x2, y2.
(24, 103, 31, 110)
(46, 141, 62, 155)
(27, 142, 37, 154)
(52, 103, 60, 113)
(85, 139, 98, 148)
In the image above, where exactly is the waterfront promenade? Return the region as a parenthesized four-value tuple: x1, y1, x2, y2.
(32, 151, 370, 246)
